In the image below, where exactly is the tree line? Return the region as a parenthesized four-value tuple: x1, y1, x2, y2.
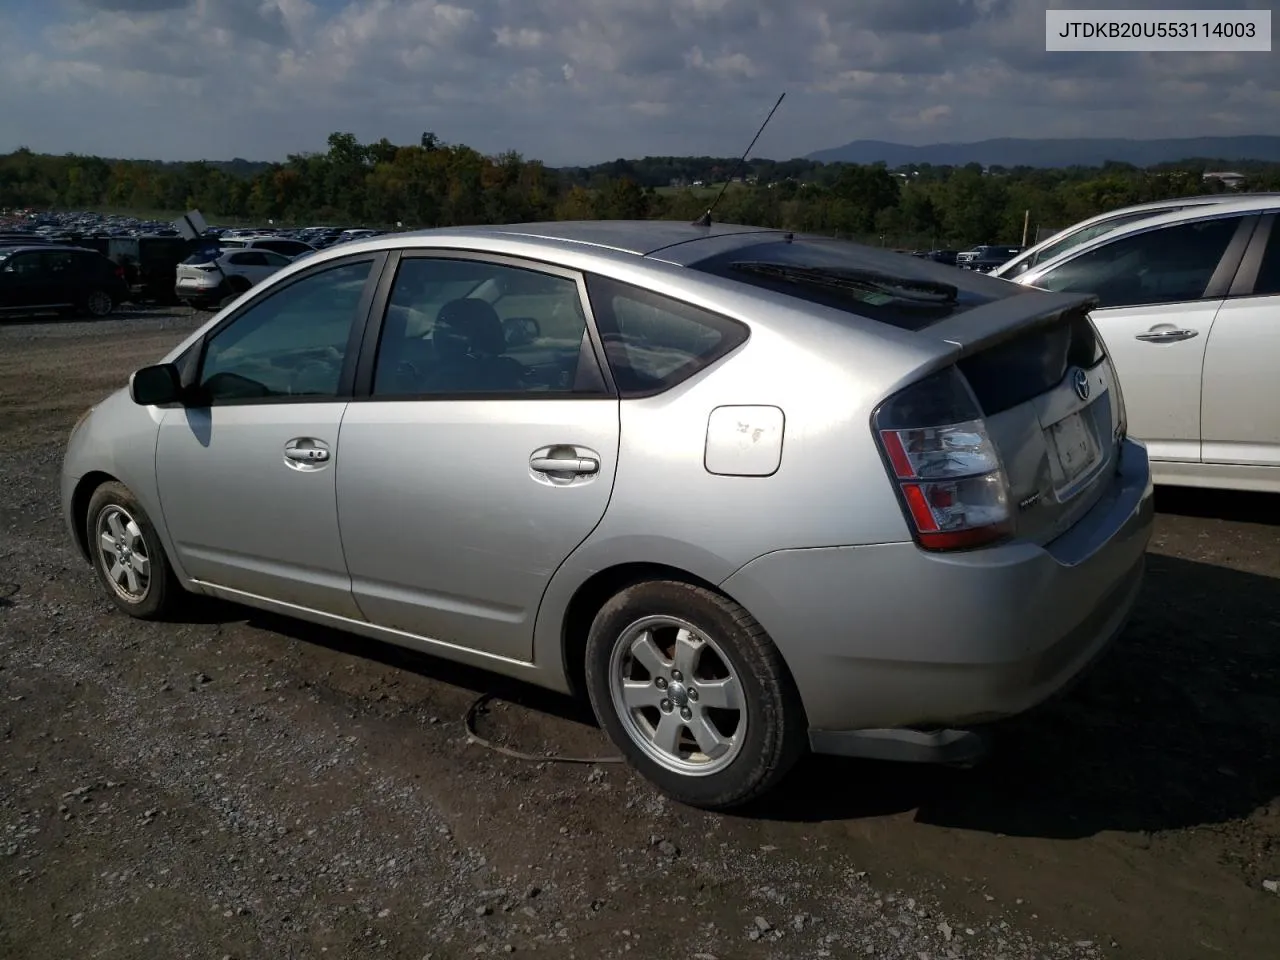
(4, 131, 1280, 248)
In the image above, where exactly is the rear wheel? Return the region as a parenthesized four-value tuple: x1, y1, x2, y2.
(218, 275, 252, 309)
(85, 481, 180, 619)
(584, 580, 808, 809)
(82, 289, 114, 318)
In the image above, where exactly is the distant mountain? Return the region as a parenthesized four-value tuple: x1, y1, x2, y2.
(806, 136, 1280, 168)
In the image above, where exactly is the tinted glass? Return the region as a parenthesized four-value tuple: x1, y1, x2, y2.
(199, 260, 373, 402)
(1005, 208, 1196, 277)
(690, 238, 1006, 331)
(373, 257, 592, 396)
(4, 254, 42, 275)
(585, 274, 748, 396)
(261, 240, 310, 256)
(1035, 216, 1241, 308)
(1249, 221, 1280, 296)
(182, 245, 221, 265)
(42, 252, 75, 274)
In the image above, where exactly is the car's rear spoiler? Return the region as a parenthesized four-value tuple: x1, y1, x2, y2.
(925, 289, 1100, 358)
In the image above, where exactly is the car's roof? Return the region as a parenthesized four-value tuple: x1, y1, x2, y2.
(391, 220, 786, 257)
(1003, 192, 1280, 264)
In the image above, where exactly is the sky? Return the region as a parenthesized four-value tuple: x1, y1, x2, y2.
(0, 0, 1276, 166)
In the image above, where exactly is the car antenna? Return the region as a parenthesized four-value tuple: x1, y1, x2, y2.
(693, 91, 786, 227)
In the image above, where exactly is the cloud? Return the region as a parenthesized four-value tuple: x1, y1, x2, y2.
(0, 0, 1275, 166)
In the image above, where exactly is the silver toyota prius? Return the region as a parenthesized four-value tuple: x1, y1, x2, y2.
(61, 220, 1155, 809)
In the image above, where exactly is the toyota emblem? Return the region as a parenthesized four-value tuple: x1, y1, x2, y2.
(1072, 368, 1091, 401)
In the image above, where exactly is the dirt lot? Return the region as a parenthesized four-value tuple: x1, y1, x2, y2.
(1, 312, 1277, 960)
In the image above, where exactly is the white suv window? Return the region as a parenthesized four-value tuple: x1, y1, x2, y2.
(1033, 216, 1242, 309)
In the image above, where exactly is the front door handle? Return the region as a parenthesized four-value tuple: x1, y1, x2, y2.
(530, 456, 598, 475)
(1135, 328, 1198, 343)
(284, 439, 330, 464)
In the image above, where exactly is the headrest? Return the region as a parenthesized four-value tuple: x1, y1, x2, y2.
(437, 298, 505, 356)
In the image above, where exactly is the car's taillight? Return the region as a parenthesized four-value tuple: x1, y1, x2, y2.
(113, 265, 125, 279)
(873, 366, 1013, 551)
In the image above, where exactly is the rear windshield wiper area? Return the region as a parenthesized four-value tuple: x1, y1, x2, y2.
(729, 261, 960, 308)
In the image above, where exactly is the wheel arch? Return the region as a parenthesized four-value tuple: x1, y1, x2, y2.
(560, 563, 720, 697)
(557, 561, 781, 701)
(70, 471, 120, 563)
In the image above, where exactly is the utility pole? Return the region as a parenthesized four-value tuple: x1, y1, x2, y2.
(1021, 209, 1030, 247)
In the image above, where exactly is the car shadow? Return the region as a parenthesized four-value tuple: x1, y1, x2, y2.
(161, 542, 1278, 839)
(748, 551, 1280, 838)
(1154, 484, 1280, 526)
(169, 595, 599, 729)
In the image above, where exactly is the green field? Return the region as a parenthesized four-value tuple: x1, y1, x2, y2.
(653, 181, 751, 198)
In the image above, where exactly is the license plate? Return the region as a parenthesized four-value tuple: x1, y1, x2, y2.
(1048, 411, 1101, 486)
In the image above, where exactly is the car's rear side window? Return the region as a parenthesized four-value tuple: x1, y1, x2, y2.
(584, 274, 748, 397)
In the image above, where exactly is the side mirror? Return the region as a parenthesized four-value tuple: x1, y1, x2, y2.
(130, 363, 184, 406)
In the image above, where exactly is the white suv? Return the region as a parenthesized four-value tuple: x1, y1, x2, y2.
(174, 247, 292, 309)
(1013, 195, 1280, 493)
(994, 193, 1280, 281)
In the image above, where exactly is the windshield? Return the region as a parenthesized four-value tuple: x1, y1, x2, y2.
(1002, 208, 1192, 277)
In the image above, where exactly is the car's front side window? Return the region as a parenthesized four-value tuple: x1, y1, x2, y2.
(5, 254, 39, 275)
(198, 259, 374, 403)
(1033, 216, 1243, 309)
(371, 256, 593, 397)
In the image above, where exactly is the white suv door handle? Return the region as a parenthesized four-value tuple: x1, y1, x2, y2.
(1135, 328, 1198, 343)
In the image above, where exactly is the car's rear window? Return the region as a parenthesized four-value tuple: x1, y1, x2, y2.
(688, 238, 1018, 331)
(181, 245, 222, 265)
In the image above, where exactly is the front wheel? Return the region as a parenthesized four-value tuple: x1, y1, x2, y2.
(85, 481, 180, 619)
(584, 580, 808, 810)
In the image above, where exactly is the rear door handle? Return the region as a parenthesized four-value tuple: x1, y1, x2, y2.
(530, 456, 598, 475)
(1135, 328, 1198, 343)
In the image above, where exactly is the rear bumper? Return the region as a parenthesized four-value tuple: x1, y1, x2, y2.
(720, 438, 1154, 744)
(174, 279, 225, 306)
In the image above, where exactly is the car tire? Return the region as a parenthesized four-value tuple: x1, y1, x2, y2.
(584, 580, 808, 810)
(82, 289, 114, 319)
(85, 481, 180, 620)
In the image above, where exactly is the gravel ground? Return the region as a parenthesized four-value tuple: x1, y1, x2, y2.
(1, 311, 1278, 960)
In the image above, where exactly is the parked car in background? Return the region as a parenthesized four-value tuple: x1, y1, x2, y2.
(174, 246, 292, 308)
(63, 220, 1153, 809)
(993, 193, 1280, 280)
(955, 245, 1022, 272)
(1013, 195, 1280, 493)
(0, 244, 129, 319)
